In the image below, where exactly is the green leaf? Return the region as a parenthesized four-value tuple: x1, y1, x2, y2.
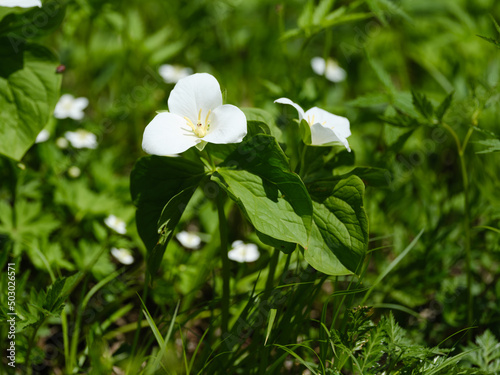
(242, 107, 283, 142)
(148, 186, 199, 276)
(265, 308, 277, 346)
(333, 167, 390, 188)
(435, 91, 454, 122)
(212, 135, 313, 249)
(305, 176, 368, 275)
(0, 37, 61, 160)
(477, 34, 500, 48)
(299, 119, 312, 145)
(474, 139, 500, 154)
(0, 1, 66, 39)
(411, 91, 434, 120)
(130, 156, 206, 252)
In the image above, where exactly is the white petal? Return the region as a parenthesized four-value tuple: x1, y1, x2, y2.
(73, 97, 89, 111)
(311, 57, 326, 75)
(35, 129, 50, 143)
(54, 94, 74, 119)
(159, 65, 193, 84)
(202, 104, 247, 144)
(274, 97, 305, 121)
(111, 248, 134, 265)
(306, 107, 351, 151)
(0, 0, 42, 7)
(142, 112, 200, 155)
(176, 231, 202, 249)
(324, 61, 346, 82)
(168, 73, 222, 121)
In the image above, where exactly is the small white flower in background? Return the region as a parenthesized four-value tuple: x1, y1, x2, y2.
(176, 231, 202, 249)
(228, 240, 260, 263)
(54, 94, 89, 120)
(159, 64, 193, 84)
(104, 215, 127, 234)
(56, 137, 69, 149)
(35, 129, 50, 143)
(0, 0, 41, 7)
(142, 73, 247, 155)
(311, 57, 347, 83)
(67, 166, 81, 178)
(111, 248, 134, 265)
(275, 98, 351, 151)
(64, 129, 98, 149)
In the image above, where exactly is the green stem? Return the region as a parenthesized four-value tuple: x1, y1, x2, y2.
(443, 123, 474, 332)
(264, 248, 280, 300)
(217, 193, 230, 335)
(459, 148, 473, 331)
(26, 320, 44, 375)
(298, 144, 308, 176)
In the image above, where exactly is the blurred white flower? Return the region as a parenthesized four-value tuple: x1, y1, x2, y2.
(228, 240, 260, 263)
(159, 64, 193, 84)
(35, 129, 50, 143)
(311, 57, 346, 82)
(176, 231, 202, 249)
(104, 215, 127, 234)
(64, 129, 98, 149)
(54, 94, 89, 120)
(275, 98, 351, 151)
(142, 73, 247, 155)
(68, 166, 81, 178)
(0, 0, 41, 7)
(56, 137, 69, 149)
(111, 247, 134, 265)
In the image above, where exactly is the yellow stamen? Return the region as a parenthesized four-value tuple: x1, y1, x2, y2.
(184, 116, 196, 131)
(204, 109, 211, 128)
(197, 109, 202, 123)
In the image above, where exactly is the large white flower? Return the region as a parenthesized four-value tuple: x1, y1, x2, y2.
(275, 98, 351, 151)
(142, 73, 247, 155)
(64, 129, 98, 149)
(111, 248, 134, 265)
(104, 215, 127, 234)
(228, 240, 260, 263)
(159, 64, 193, 84)
(311, 57, 347, 83)
(54, 94, 89, 120)
(176, 231, 202, 249)
(0, 0, 41, 7)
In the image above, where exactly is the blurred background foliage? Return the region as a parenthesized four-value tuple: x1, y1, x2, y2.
(1, 0, 500, 373)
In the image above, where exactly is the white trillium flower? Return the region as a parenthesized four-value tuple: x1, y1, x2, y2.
(35, 129, 50, 143)
(176, 231, 202, 249)
(0, 0, 41, 7)
(228, 240, 260, 263)
(159, 64, 193, 84)
(311, 57, 347, 83)
(275, 98, 351, 151)
(142, 73, 247, 155)
(64, 129, 98, 149)
(104, 215, 127, 234)
(111, 247, 134, 265)
(54, 94, 89, 120)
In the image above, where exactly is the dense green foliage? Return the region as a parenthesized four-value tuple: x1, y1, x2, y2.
(1, 0, 500, 374)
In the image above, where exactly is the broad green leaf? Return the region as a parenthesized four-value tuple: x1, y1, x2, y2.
(148, 186, 199, 276)
(333, 167, 391, 188)
(0, 1, 66, 39)
(212, 135, 313, 249)
(242, 107, 283, 142)
(305, 176, 368, 275)
(130, 156, 206, 252)
(0, 37, 61, 160)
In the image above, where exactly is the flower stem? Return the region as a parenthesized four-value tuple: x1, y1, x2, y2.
(264, 248, 280, 300)
(442, 123, 474, 333)
(217, 193, 230, 335)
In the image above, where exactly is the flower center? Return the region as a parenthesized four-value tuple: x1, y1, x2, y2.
(185, 109, 211, 138)
(307, 115, 327, 127)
